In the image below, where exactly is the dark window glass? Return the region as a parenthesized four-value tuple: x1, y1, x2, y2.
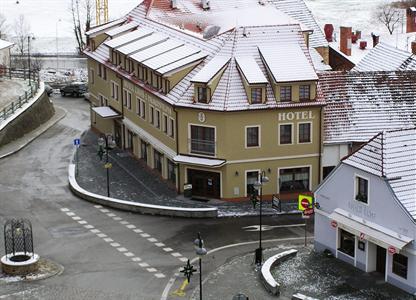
(392, 254, 408, 279)
(356, 177, 368, 203)
(163, 115, 168, 133)
(153, 150, 162, 173)
(299, 123, 311, 143)
(280, 86, 292, 102)
(197, 87, 208, 103)
(167, 160, 176, 184)
(323, 166, 336, 179)
(251, 88, 262, 104)
(190, 125, 215, 156)
(246, 171, 259, 196)
(299, 85, 310, 100)
(150, 107, 154, 124)
(140, 141, 147, 161)
(339, 229, 355, 257)
(155, 110, 160, 128)
(279, 167, 309, 192)
(279, 124, 292, 144)
(169, 119, 175, 138)
(246, 127, 259, 147)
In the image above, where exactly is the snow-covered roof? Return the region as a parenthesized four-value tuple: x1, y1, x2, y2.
(129, 38, 182, 62)
(343, 128, 416, 220)
(259, 44, 318, 82)
(105, 22, 137, 37)
(104, 28, 152, 49)
(319, 71, 416, 144)
(143, 45, 201, 70)
(235, 56, 268, 84)
(92, 106, 121, 118)
(352, 43, 416, 72)
(191, 56, 230, 83)
(158, 52, 207, 75)
(309, 48, 332, 72)
(0, 39, 14, 51)
(117, 33, 168, 56)
(173, 155, 225, 167)
(85, 18, 126, 36)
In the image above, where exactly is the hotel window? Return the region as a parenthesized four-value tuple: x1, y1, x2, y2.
(279, 124, 292, 144)
(155, 110, 160, 129)
(190, 125, 215, 156)
(246, 171, 259, 196)
(111, 82, 119, 101)
(140, 100, 146, 119)
(140, 140, 147, 161)
(153, 150, 162, 173)
(355, 176, 368, 204)
(392, 254, 408, 279)
(251, 88, 262, 104)
(280, 86, 292, 102)
(99, 94, 105, 106)
(169, 118, 175, 138)
(163, 115, 168, 133)
(111, 51, 117, 64)
(299, 85, 310, 101)
(150, 106, 154, 124)
(197, 86, 208, 103)
(123, 90, 131, 110)
(90, 68, 95, 84)
(167, 160, 176, 184)
(136, 98, 141, 116)
(339, 229, 355, 257)
(279, 167, 309, 193)
(298, 123, 311, 143)
(246, 126, 260, 147)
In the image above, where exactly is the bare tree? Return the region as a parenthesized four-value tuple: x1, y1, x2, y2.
(70, 0, 93, 54)
(0, 13, 8, 39)
(12, 15, 31, 56)
(374, 3, 402, 34)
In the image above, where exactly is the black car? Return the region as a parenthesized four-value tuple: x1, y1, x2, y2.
(60, 82, 88, 97)
(45, 84, 53, 96)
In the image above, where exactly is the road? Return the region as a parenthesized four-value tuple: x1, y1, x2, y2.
(0, 94, 312, 299)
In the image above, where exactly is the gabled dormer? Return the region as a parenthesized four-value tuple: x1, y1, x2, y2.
(191, 56, 231, 104)
(86, 18, 128, 51)
(235, 56, 268, 104)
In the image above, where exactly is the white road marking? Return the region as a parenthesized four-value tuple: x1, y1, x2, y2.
(155, 243, 165, 247)
(163, 248, 173, 252)
(78, 220, 87, 224)
(100, 209, 110, 213)
(90, 229, 101, 234)
(117, 247, 128, 252)
(131, 257, 142, 262)
(61, 208, 69, 212)
(179, 257, 188, 262)
(107, 213, 116, 217)
(97, 233, 107, 238)
(120, 221, 129, 225)
(66, 212, 75, 216)
(72, 216, 81, 220)
(133, 229, 143, 233)
(139, 262, 150, 268)
(103, 238, 113, 242)
(94, 205, 103, 208)
(147, 238, 157, 242)
(171, 252, 182, 257)
(124, 252, 134, 257)
(155, 273, 166, 278)
(140, 233, 150, 238)
(84, 225, 94, 229)
(110, 243, 121, 247)
(126, 224, 136, 229)
(113, 217, 122, 221)
(147, 268, 157, 273)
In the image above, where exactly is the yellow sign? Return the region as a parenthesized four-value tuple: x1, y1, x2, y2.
(104, 163, 112, 169)
(298, 194, 313, 211)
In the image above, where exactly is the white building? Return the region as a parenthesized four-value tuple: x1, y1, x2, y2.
(314, 128, 416, 294)
(0, 39, 14, 69)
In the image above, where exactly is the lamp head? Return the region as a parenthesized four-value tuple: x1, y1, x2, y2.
(97, 137, 105, 147)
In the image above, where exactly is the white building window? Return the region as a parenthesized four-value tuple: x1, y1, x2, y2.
(355, 176, 368, 204)
(111, 82, 119, 101)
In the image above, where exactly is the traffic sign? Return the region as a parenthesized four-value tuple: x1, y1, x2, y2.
(73, 138, 80, 146)
(298, 194, 313, 211)
(359, 233, 365, 241)
(104, 163, 112, 169)
(388, 246, 397, 255)
(330, 220, 338, 228)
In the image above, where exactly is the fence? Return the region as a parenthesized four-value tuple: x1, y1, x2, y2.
(0, 68, 40, 123)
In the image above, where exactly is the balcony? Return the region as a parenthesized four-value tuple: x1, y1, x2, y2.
(189, 138, 216, 156)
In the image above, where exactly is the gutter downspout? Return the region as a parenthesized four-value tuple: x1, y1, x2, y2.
(318, 106, 323, 183)
(174, 107, 180, 193)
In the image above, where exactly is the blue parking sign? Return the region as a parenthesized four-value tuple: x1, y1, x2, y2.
(73, 138, 80, 146)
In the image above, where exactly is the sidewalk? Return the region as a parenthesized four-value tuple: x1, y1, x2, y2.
(0, 106, 66, 159)
(75, 130, 296, 217)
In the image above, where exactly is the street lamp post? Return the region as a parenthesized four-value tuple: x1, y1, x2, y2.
(194, 232, 207, 300)
(97, 134, 116, 197)
(56, 19, 62, 71)
(253, 170, 269, 265)
(27, 36, 30, 82)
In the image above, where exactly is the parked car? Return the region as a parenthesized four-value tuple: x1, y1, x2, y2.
(60, 82, 87, 97)
(45, 84, 53, 96)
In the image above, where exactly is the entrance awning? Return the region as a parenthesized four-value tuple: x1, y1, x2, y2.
(173, 155, 225, 168)
(330, 209, 413, 251)
(92, 106, 121, 119)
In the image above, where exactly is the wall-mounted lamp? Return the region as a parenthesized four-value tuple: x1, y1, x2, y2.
(267, 168, 271, 173)
(235, 171, 239, 176)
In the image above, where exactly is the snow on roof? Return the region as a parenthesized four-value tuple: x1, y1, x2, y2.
(235, 56, 268, 84)
(319, 71, 416, 144)
(352, 43, 416, 72)
(158, 52, 208, 75)
(259, 44, 318, 82)
(173, 155, 225, 167)
(92, 106, 121, 118)
(343, 128, 416, 220)
(309, 48, 332, 71)
(191, 56, 231, 83)
(105, 22, 137, 37)
(117, 33, 168, 55)
(104, 28, 153, 48)
(85, 18, 126, 36)
(129, 38, 184, 62)
(0, 39, 14, 50)
(143, 45, 201, 70)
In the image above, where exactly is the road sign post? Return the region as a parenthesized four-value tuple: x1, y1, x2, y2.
(73, 138, 81, 175)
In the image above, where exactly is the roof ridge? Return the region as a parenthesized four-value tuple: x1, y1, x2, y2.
(222, 29, 238, 110)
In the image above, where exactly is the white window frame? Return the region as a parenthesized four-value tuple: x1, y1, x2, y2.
(354, 174, 370, 206)
(188, 123, 217, 158)
(168, 117, 175, 139)
(297, 121, 313, 144)
(149, 105, 155, 125)
(277, 165, 312, 194)
(162, 113, 168, 134)
(140, 100, 146, 119)
(278, 123, 294, 145)
(111, 81, 119, 101)
(244, 169, 261, 197)
(98, 93, 105, 106)
(136, 97, 141, 116)
(245, 125, 261, 148)
(155, 109, 161, 129)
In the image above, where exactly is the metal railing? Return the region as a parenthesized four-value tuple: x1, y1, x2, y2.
(189, 138, 216, 156)
(0, 68, 40, 123)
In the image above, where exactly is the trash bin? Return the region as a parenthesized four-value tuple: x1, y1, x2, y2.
(183, 184, 192, 198)
(232, 294, 249, 300)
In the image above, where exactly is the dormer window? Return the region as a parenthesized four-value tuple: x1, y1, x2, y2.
(299, 85, 310, 101)
(280, 86, 292, 102)
(251, 88, 262, 104)
(197, 86, 208, 103)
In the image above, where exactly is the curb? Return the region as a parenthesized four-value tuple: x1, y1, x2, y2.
(0, 106, 67, 159)
(68, 164, 218, 218)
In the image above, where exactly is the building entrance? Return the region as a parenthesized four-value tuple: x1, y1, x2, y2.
(187, 169, 220, 199)
(376, 245, 386, 275)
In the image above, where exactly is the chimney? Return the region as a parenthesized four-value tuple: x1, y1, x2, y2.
(201, 0, 210, 10)
(355, 30, 361, 40)
(340, 26, 352, 56)
(351, 33, 358, 44)
(324, 24, 334, 42)
(359, 40, 367, 50)
(412, 41, 416, 55)
(406, 7, 416, 33)
(371, 32, 380, 48)
(171, 0, 178, 9)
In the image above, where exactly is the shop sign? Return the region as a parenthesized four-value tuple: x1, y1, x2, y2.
(388, 246, 397, 255)
(330, 220, 338, 228)
(278, 111, 315, 122)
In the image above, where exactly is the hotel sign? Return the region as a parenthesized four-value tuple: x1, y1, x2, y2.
(278, 111, 315, 122)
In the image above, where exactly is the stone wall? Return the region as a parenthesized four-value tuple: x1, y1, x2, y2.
(0, 90, 55, 147)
